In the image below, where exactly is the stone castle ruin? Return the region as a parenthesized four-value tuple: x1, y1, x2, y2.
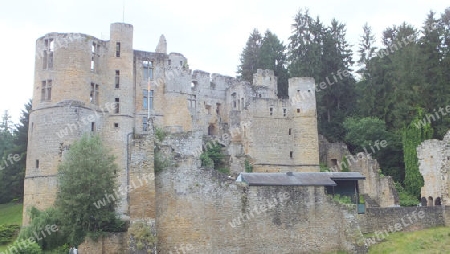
(24, 23, 450, 253)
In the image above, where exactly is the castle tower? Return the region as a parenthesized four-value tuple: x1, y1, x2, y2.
(289, 77, 320, 172)
(23, 23, 135, 224)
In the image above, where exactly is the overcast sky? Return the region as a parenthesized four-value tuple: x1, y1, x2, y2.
(1, 0, 448, 123)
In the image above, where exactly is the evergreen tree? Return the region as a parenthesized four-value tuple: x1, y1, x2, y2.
(0, 101, 31, 203)
(259, 30, 289, 97)
(237, 29, 262, 84)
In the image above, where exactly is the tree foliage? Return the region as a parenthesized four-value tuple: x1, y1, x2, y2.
(0, 101, 31, 203)
(55, 134, 122, 245)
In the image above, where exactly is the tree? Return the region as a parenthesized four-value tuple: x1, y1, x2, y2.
(55, 134, 121, 245)
(237, 29, 262, 83)
(0, 101, 31, 203)
(343, 117, 404, 182)
(259, 30, 289, 97)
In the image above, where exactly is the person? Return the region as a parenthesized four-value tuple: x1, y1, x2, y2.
(69, 246, 74, 254)
(73, 246, 78, 254)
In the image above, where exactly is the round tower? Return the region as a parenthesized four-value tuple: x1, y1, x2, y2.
(288, 77, 320, 172)
(24, 23, 135, 224)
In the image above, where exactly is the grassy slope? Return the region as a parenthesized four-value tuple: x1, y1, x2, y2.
(0, 203, 23, 252)
(369, 226, 450, 253)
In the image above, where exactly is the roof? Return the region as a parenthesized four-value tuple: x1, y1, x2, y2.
(237, 172, 365, 186)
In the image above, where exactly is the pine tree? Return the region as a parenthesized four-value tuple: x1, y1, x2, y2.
(0, 101, 31, 203)
(259, 30, 289, 97)
(237, 29, 262, 83)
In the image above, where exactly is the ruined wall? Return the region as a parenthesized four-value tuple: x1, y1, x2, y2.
(349, 154, 399, 207)
(357, 206, 446, 234)
(318, 137, 399, 207)
(417, 132, 450, 206)
(318, 135, 349, 169)
(79, 233, 128, 254)
(156, 165, 366, 254)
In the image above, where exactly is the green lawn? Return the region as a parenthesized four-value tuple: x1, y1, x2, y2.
(368, 226, 450, 253)
(0, 203, 23, 252)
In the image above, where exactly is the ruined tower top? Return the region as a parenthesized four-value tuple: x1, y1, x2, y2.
(155, 35, 167, 54)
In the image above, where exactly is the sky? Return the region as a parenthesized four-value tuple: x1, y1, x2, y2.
(0, 0, 449, 123)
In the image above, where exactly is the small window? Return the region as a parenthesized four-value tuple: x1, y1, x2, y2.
(41, 80, 52, 102)
(36, 159, 40, 169)
(290, 151, 293, 159)
(115, 70, 120, 88)
(180, 61, 183, 66)
(297, 109, 300, 113)
(289, 128, 292, 135)
(114, 98, 119, 113)
(283, 108, 287, 117)
(91, 122, 95, 131)
(258, 94, 261, 98)
(216, 103, 221, 115)
(114, 123, 119, 128)
(115, 42, 121, 57)
(270, 107, 273, 116)
(168, 59, 171, 65)
(143, 117, 148, 131)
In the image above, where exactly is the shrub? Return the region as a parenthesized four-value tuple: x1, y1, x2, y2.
(245, 159, 253, 173)
(0, 224, 20, 245)
(7, 240, 42, 254)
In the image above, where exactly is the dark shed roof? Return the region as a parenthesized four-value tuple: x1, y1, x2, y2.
(237, 172, 365, 186)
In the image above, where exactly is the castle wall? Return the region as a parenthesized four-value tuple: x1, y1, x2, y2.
(418, 139, 446, 205)
(156, 166, 365, 254)
(357, 206, 446, 234)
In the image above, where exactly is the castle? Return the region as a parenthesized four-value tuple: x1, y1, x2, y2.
(24, 23, 448, 254)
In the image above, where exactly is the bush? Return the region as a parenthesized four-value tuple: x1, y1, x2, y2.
(394, 182, 419, 206)
(18, 207, 67, 250)
(0, 224, 20, 245)
(7, 240, 42, 254)
(245, 159, 253, 173)
(332, 194, 353, 204)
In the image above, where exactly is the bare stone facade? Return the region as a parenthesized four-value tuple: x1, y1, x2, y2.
(319, 136, 399, 207)
(417, 131, 450, 206)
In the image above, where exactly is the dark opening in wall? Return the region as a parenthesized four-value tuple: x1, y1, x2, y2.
(168, 59, 171, 65)
(216, 103, 221, 115)
(331, 159, 337, 167)
(91, 122, 95, 132)
(115, 70, 120, 88)
(283, 108, 286, 117)
(290, 151, 293, 159)
(114, 123, 119, 128)
(36, 159, 39, 169)
(297, 109, 300, 113)
(289, 128, 292, 135)
(115, 42, 121, 57)
(143, 117, 148, 131)
(114, 98, 120, 113)
(435, 197, 441, 205)
(270, 107, 273, 116)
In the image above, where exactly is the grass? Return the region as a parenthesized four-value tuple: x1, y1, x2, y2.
(0, 203, 23, 252)
(368, 226, 450, 253)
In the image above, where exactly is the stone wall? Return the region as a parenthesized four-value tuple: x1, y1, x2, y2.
(79, 233, 128, 254)
(357, 206, 446, 234)
(155, 165, 366, 254)
(417, 131, 450, 206)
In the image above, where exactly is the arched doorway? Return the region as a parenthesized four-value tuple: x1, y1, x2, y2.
(428, 196, 434, 206)
(208, 124, 217, 136)
(435, 197, 442, 206)
(421, 197, 427, 206)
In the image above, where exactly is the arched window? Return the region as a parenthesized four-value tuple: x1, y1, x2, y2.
(421, 197, 427, 206)
(435, 197, 442, 206)
(428, 196, 434, 206)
